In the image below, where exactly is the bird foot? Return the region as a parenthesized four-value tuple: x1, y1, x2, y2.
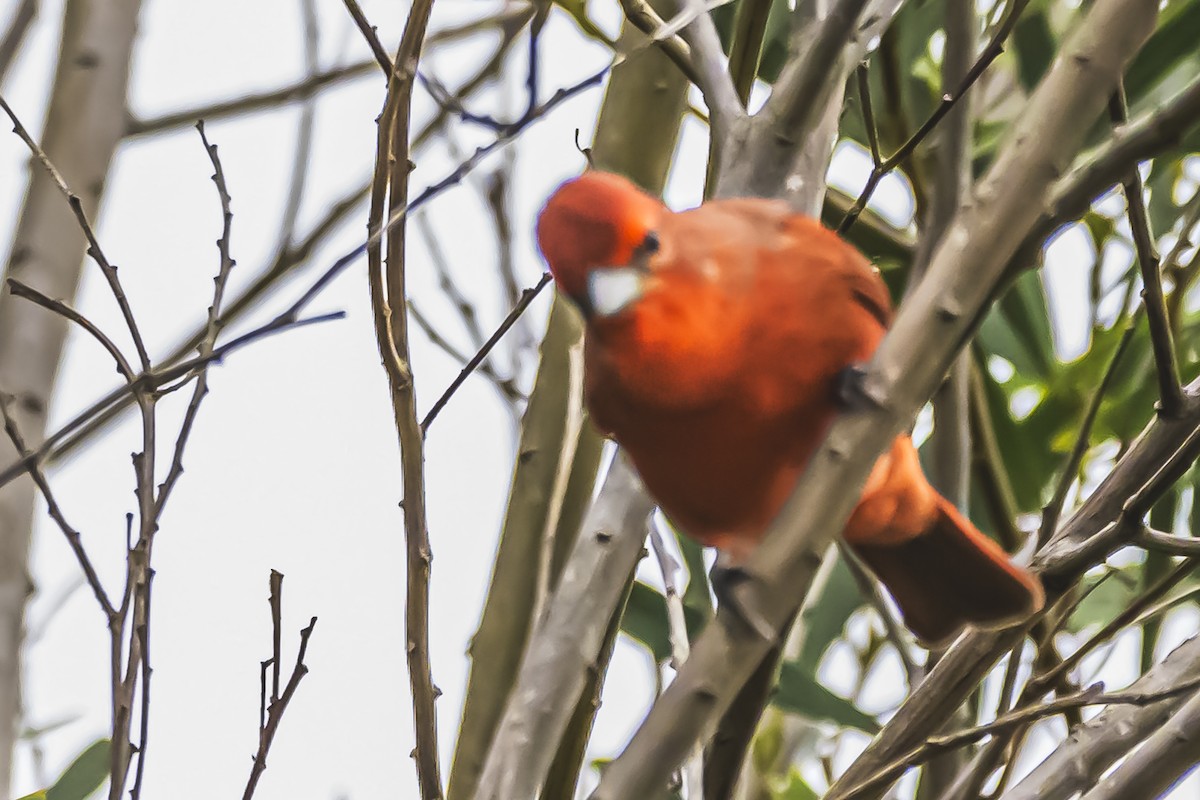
(834, 363, 876, 411)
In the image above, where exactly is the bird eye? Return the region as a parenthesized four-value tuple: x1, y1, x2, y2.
(640, 231, 660, 254)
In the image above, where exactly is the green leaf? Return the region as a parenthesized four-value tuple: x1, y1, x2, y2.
(671, 526, 714, 623)
(981, 271, 1056, 380)
(1081, 210, 1116, 255)
(773, 661, 880, 734)
(1012, 0, 1056, 90)
(1125, 0, 1200, 103)
(756, 0, 795, 85)
(21, 739, 111, 800)
(797, 554, 864, 672)
(1147, 158, 1184, 238)
(773, 769, 820, 800)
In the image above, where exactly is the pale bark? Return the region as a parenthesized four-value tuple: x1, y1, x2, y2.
(0, 2, 141, 795)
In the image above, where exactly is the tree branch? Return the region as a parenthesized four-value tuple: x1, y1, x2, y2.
(590, 0, 1159, 794)
(673, 0, 745, 136)
(366, 1, 441, 796)
(1000, 634, 1200, 800)
(242, 572, 316, 800)
(1109, 85, 1184, 417)
(472, 453, 654, 800)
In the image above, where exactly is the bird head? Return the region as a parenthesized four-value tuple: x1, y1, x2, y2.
(536, 172, 664, 319)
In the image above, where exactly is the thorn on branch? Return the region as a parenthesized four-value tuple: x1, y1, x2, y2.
(243, 571, 317, 800)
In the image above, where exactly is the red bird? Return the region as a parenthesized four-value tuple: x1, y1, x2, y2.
(536, 171, 1043, 645)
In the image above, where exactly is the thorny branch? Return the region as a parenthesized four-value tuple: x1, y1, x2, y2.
(242, 571, 317, 800)
(1, 95, 150, 369)
(365, 1, 441, 796)
(22, 18, 529, 474)
(0, 54, 611, 492)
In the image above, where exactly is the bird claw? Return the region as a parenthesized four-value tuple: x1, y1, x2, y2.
(834, 363, 876, 411)
(710, 564, 777, 641)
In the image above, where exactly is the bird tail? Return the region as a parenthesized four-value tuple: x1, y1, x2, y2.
(849, 495, 1044, 646)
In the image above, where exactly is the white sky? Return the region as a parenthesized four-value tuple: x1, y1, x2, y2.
(1, 1, 1198, 798)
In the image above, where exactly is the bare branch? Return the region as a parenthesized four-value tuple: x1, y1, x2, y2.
(1137, 527, 1200, 557)
(1037, 324, 1136, 547)
(420, 273, 551, 434)
(406, 300, 523, 404)
(1110, 85, 1184, 417)
(341, 0, 393, 73)
(154, 122, 238, 514)
(5, 279, 136, 383)
(840, 674, 1200, 799)
(0, 395, 114, 618)
(1, 95, 150, 369)
(1001, 634, 1200, 800)
(366, 2, 441, 796)
(243, 572, 316, 800)
(0, 57, 611, 492)
(126, 61, 376, 137)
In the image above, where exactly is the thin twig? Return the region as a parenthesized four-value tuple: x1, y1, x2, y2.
(838, 0, 1031, 233)
(1027, 558, 1199, 698)
(243, 572, 316, 800)
(341, 0, 394, 73)
(1036, 324, 1136, 547)
(407, 300, 523, 403)
(1, 95, 150, 369)
(5, 279, 136, 383)
(126, 62, 377, 137)
(0, 396, 114, 618)
(1110, 85, 1184, 417)
(0, 59, 610, 491)
(838, 542, 920, 682)
(154, 122, 239, 514)
(420, 273, 552, 433)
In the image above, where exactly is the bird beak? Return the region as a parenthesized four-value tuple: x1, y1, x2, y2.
(586, 268, 647, 318)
